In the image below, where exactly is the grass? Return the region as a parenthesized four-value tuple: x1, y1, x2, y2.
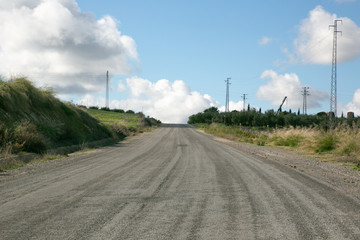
(0, 77, 113, 154)
(0, 154, 68, 172)
(197, 123, 360, 168)
(0, 77, 160, 171)
(85, 108, 160, 139)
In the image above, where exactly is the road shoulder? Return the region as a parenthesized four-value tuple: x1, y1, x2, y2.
(195, 128, 360, 200)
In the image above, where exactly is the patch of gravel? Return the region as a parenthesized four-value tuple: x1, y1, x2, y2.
(197, 129, 360, 200)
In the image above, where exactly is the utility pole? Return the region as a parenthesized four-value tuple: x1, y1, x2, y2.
(242, 94, 248, 111)
(106, 70, 109, 109)
(302, 87, 310, 115)
(329, 19, 342, 117)
(225, 77, 231, 112)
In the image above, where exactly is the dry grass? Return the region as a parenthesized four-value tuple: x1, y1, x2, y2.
(199, 123, 360, 169)
(267, 124, 360, 166)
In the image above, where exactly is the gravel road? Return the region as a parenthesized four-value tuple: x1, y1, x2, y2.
(1, 124, 360, 239)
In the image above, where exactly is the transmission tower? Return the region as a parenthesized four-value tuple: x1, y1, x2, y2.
(329, 19, 342, 117)
(225, 77, 231, 112)
(106, 70, 109, 109)
(242, 94, 248, 111)
(302, 87, 310, 115)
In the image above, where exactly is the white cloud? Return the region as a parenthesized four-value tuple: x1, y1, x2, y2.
(294, 5, 360, 64)
(218, 101, 247, 112)
(341, 89, 360, 116)
(256, 70, 328, 110)
(0, 0, 137, 94)
(79, 77, 219, 123)
(117, 81, 126, 92)
(258, 37, 273, 46)
(77, 94, 105, 108)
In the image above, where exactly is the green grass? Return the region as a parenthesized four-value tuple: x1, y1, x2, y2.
(0, 77, 160, 171)
(271, 134, 304, 147)
(315, 133, 337, 153)
(85, 109, 160, 139)
(353, 163, 360, 171)
(87, 109, 140, 126)
(0, 77, 113, 154)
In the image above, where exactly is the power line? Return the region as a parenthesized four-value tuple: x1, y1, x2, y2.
(225, 77, 231, 112)
(329, 19, 342, 117)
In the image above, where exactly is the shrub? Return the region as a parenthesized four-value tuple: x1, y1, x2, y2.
(13, 122, 47, 153)
(126, 110, 135, 114)
(315, 133, 337, 153)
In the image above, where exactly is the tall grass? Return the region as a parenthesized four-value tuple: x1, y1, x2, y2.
(0, 77, 112, 155)
(199, 123, 360, 167)
(0, 77, 160, 171)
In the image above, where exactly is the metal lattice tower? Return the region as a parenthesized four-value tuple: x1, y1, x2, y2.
(225, 78, 231, 112)
(329, 20, 342, 117)
(106, 71, 109, 109)
(302, 87, 310, 115)
(242, 94, 248, 111)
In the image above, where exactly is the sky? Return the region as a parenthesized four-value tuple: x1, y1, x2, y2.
(1, 0, 360, 123)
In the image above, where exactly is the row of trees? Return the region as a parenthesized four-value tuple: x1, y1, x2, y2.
(188, 107, 358, 129)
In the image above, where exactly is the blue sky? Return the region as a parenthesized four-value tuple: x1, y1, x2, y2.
(1, 0, 360, 122)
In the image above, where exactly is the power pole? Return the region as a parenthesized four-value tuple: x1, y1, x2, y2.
(242, 94, 248, 111)
(225, 77, 231, 112)
(106, 70, 109, 109)
(302, 87, 310, 115)
(329, 19, 342, 117)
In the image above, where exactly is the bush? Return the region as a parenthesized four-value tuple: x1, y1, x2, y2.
(315, 133, 337, 153)
(13, 122, 47, 153)
(112, 109, 125, 113)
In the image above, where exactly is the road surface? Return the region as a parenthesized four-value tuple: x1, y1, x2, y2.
(1, 124, 360, 239)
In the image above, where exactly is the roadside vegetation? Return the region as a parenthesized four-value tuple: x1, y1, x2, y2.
(0, 77, 160, 171)
(84, 107, 161, 140)
(190, 107, 360, 170)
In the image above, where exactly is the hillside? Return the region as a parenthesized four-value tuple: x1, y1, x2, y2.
(0, 77, 159, 157)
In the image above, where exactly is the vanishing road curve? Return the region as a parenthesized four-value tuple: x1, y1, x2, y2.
(1, 124, 360, 239)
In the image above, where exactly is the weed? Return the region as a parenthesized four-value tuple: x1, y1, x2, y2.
(353, 163, 360, 171)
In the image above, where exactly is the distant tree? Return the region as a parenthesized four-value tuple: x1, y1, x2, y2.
(204, 107, 219, 113)
(112, 109, 125, 113)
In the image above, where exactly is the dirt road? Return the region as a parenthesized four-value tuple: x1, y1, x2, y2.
(1, 124, 360, 239)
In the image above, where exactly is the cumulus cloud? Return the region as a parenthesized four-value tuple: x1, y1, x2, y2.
(218, 101, 248, 112)
(78, 77, 219, 123)
(294, 5, 360, 64)
(0, 0, 137, 94)
(256, 70, 328, 110)
(341, 89, 360, 116)
(117, 80, 126, 92)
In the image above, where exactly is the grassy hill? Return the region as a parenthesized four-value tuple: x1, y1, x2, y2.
(0, 77, 160, 159)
